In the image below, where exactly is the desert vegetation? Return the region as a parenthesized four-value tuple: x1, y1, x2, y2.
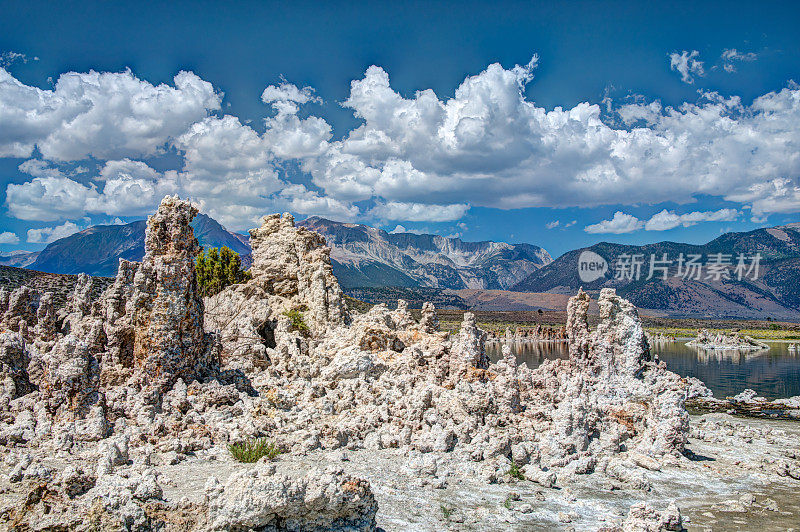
(228, 438, 283, 463)
(195, 246, 251, 297)
(281, 308, 310, 334)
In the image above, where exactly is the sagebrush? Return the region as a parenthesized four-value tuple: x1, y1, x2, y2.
(228, 438, 282, 463)
(282, 308, 310, 333)
(507, 462, 524, 480)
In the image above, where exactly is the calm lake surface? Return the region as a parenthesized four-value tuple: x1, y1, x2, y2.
(486, 340, 800, 400)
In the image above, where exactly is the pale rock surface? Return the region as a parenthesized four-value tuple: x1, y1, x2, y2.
(687, 328, 769, 350)
(621, 501, 683, 531)
(205, 212, 348, 373)
(1, 197, 797, 531)
(419, 301, 438, 333)
(202, 464, 377, 531)
(130, 196, 218, 390)
(0, 329, 32, 401)
(0, 285, 35, 333)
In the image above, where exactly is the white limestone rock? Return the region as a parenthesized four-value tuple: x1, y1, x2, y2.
(202, 463, 378, 531)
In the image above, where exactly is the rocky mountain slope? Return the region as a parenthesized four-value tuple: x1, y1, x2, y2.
(0, 251, 39, 268)
(18, 214, 550, 290)
(11, 210, 799, 320)
(511, 224, 800, 320)
(0, 264, 112, 309)
(26, 214, 250, 277)
(298, 216, 551, 290)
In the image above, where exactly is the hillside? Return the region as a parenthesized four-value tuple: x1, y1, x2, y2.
(511, 224, 800, 320)
(0, 265, 112, 309)
(19, 214, 550, 289)
(27, 214, 250, 277)
(344, 286, 469, 310)
(0, 250, 39, 268)
(10, 211, 800, 320)
(298, 217, 551, 290)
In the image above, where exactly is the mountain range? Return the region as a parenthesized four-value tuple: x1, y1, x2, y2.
(297, 217, 552, 290)
(4, 215, 551, 291)
(14, 214, 250, 277)
(2, 212, 798, 319)
(0, 250, 39, 268)
(511, 223, 800, 320)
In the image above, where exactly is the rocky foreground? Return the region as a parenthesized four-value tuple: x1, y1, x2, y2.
(0, 196, 798, 531)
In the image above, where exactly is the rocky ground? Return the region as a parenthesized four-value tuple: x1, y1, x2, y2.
(0, 195, 798, 531)
(1, 413, 797, 530)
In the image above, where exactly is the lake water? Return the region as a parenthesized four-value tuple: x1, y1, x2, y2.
(486, 340, 800, 400)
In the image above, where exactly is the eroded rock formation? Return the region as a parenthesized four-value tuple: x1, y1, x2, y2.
(130, 196, 218, 390)
(0, 196, 793, 530)
(202, 464, 377, 531)
(687, 329, 769, 350)
(204, 212, 348, 372)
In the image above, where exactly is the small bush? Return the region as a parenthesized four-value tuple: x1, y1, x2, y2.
(196, 246, 251, 297)
(282, 308, 310, 334)
(507, 463, 524, 480)
(440, 505, 454, 519)
(228, 437, 282, 463)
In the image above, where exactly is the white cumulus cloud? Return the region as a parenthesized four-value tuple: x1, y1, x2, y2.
(8, 158, 179, 221)
(721, 48, 758, 73)
(26, 221, 82, 244)
(0, 51, 37, 68)
(277, 184, 360, 221)
(0, 231, 19, 244)
(370, 201, 470, 222)
(90, 159, 178, 217)
(271, 61, 800, 219)
(726, 178, 800, 221)
(3, 58, 800, 231)
(0, 68, 220, 160)
(261, 82, 321, 106)
(588, 208, 741, 233)
(7, 174, 98, 221)
(585, 211, 644, 234)
(669, 50, 705, 84)
(644, 208, 740, 231)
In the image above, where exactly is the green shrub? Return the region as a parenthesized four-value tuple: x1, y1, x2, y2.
(196, 246, 251, 297)
(227, 437, 282, 463)
(507, 463, 524, 480)
(440, 505, 454, 519)
(282, 308, 310, 334)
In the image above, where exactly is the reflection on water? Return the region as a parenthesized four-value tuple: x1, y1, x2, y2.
(486, 340, 570, 368)
(486, 340, 800, 400)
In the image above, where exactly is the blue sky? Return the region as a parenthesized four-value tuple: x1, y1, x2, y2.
(0, 0, 798, 258)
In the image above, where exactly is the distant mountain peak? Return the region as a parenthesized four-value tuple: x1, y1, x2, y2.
(26, 214, 251, 277)
(297, 216, 551, 290)
(18, 213, 550, 289)
(511, 223, 800, 320)
(0, 250, 39, 268)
